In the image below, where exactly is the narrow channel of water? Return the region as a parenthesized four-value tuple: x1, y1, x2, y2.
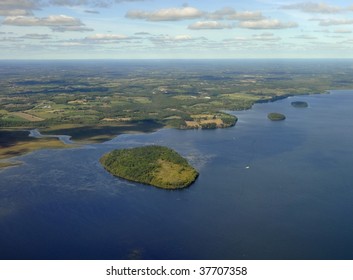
(29, 129, 74, 145)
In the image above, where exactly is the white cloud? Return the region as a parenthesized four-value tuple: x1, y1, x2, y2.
(52, 26, 94, 32)
(316, 19, 353, 26)
(3, 15, 83, 26)
(334, 29, 352, 34)
(78, 33, 142, 44)
(0, 0, 39, 10)
(282, 2, 342, 14)
(188, 21, 233, 30)
(0, 0, 146, 12)
(149, 34, 205, 45)
(0, 37, 24, 42)
(84, 10, 100, 14)
(85, 34, 129, 40)
(225, 33, 281, 43)
(60, 42, 83, 46)
(50, 0, 88, 5)
(0, 0, 40, 16)
(50, 0, 145, 7)
(134, 32, 150, 35)
(252, 33, 281, 41)
(126, 7, 204, 21)
(0, 9, 31, 16)
(206, 7, 235, 20)
(291, 34, 317, 39)
(173, 35, 193, 41)
(206, 8, 264, 21)
(238, 19, 298, 29)
(21, 33, 52, 39)
(228, 11, 264, 21)
(2, 15, 93, 32)
(2, 16, 41, 26)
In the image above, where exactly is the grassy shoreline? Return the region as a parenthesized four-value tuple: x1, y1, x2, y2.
(0, 90, 327, 168)
(0, 129, 71, 166)
(0, 114, 237, 167)
(0, 161, 22, 169)
(0, 121, 164, 168)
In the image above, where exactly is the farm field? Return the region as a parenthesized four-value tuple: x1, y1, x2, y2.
(1, 59, 353, 163)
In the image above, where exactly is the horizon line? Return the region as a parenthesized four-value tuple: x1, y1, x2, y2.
(1, 57, 352, 61)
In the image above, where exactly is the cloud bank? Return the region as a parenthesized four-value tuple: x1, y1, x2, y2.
(188, 21, 233, 30)
(282, 2, 342, 14)
(238, 19, 298, 29)
(126, 7, 204, 21)
(2, 15, 93, 32)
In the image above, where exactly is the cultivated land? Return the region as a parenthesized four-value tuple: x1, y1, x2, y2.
(100, 145, 198, 189)
(2, 60, 353, 165)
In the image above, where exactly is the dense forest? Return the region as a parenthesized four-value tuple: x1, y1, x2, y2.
(267, 112, 286, 121)
(100, 145, 198, 189)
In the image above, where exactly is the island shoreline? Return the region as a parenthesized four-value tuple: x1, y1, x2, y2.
(0, 89, 343, 168)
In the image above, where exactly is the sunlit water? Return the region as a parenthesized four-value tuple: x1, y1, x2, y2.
(1, 90, 353, 260)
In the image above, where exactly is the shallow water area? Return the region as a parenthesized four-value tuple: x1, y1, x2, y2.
(29, 129, 74, 145)
(1, 90, 353, 259)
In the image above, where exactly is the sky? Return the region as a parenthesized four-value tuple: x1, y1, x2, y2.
(1, 0, 353, 59)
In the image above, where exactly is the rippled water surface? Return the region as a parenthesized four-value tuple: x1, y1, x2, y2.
(1, 90, 353, 259)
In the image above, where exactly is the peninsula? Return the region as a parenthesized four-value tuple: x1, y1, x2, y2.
(100, 145, 198, 189)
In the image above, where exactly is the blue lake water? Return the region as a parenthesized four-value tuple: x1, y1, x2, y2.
(1, 90, 353, 260)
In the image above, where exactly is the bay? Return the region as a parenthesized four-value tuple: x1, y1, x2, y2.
(1, 90, 353, 260)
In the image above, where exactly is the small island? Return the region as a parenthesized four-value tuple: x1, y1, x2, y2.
(291, 101, 308, 108)
(100, 145, 199, 189)
(268, 112, 286, 121)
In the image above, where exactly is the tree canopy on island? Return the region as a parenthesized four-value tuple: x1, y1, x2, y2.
(268, 112, 286, 121)
(100, 145, 198, 189)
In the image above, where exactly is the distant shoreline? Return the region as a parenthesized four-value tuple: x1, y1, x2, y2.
(0, 90, 345, 168)
(1, 58, 353, 62)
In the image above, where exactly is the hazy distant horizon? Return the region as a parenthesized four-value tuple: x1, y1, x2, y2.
(1, 58, 353, 61)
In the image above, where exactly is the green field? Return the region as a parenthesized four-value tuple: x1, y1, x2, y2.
(1, 60, 353, 164)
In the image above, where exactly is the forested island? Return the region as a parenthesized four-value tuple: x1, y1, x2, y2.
(291, 101, 309, 108)
(100, 145, 199, 189)
(268, 112, 286, 121)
